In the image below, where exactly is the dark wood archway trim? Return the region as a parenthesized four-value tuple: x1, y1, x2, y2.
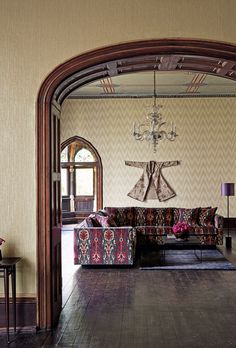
(37, 38, 236, 329)
(61, 135, 103, 211)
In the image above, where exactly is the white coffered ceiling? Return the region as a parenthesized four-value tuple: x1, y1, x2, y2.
(68, 71, 236, 99)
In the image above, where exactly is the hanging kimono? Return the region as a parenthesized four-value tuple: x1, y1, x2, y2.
(125, 160, 180, 202)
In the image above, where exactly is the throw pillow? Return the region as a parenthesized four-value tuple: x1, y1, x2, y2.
(95, 214, 117, 227)
(156, 208, 173, 226)
(135, 207, 173, 226)
(77, 217, 99, 228)
(174, 208, 199, 226)
(199, 207, 217, 226)
(88, 214, 102, 227)
(104, 207, 135, 226)
(96, 209, 109, 216)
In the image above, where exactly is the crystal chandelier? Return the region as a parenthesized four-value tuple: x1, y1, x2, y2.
(133, 71, 177, 153)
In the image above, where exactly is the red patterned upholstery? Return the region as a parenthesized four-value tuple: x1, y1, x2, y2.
(189, 225, 222, 245)
(135, 207, 173, 227)
(173, 208, 199, 225)
(74, 206, 224, 265)
(74, 227, 136, 265)
(199, 207, 217, 226)
(94, 214, 117, 227)
(136, 226, 173, 245)
(104, 207, 135, 227)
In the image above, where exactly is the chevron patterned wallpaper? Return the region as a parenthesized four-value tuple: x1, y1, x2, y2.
(61, 98, 236, 216)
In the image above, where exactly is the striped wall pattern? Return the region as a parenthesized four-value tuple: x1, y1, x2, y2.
(61, 98, 236, 217)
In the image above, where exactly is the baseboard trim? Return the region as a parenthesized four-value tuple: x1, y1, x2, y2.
(0, 297, 37, 329)
(0, 326, 37, 333)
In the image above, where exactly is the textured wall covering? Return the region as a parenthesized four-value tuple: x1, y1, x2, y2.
(0, 0, 236, 296)
(61, 98, 236, 215)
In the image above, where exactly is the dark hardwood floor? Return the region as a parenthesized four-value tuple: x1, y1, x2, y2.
(1, 230, 236, 347)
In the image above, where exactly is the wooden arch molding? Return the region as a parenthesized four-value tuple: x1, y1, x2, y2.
(37, 38, 236, 329)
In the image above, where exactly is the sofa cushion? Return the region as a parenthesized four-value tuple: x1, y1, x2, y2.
(77, 216, 101, 228)
(136, 225, 173, 235)
(96, 209, 109, 216)
(94, 214, 117, 227)
(191, 224, 218, 245)
(214, 214, 224, 229)
(191, 225, 216, 234)
(199, 207, 217, 226)
(104, 207, 135, 226)
(173, 208, 199, 226)
(75, 226, 136, 265)
(135, 207, 173, 226)
(136, 225, 173, 246)
(156, 208, 173, 226)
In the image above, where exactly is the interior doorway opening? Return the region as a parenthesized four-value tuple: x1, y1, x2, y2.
(37, 38, 236, 329)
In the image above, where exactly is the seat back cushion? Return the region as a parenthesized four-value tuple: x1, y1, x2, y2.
(77, 216, 101, 228)
(94, 214, 117, 227)
(199, 207, 217, 226)
(104, 207, 135, 226)
(173, 208, 200, 226)
(135, 207, 173, 226)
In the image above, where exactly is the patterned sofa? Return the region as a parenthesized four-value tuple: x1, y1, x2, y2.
(74, 206, 223, 266)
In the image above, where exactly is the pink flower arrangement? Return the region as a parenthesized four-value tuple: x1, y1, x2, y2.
(172, 222, 189, 239)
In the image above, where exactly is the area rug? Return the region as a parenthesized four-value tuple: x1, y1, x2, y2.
(140, 249, 236, 270)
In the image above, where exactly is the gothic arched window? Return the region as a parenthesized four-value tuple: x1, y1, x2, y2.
(61, 136, 102, 223)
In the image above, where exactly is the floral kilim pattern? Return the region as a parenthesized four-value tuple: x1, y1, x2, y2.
(173, 208, 200, 225)
(95, 214, 117, 227)
(191, 225, 223, 245)
(135, 207, 173, 226)
(136, 226, 173, 245)
(104, 207, 135, 226)
(74, 227, 136, 265)
(199, 207, 217, 226)
(74, 207, 224, 265)
(214, 214, 224, 229)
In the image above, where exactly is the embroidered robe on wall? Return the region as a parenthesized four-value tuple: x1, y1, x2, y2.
(125, 160, 180, 202)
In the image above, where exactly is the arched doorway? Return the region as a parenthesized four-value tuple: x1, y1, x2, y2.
(37, 39, 236, 329)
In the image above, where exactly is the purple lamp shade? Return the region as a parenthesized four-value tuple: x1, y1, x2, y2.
(221, 183, 235, 196)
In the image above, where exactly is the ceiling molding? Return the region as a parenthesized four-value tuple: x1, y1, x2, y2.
(67, 93, 236, 100)
(54, 54, 235, 103)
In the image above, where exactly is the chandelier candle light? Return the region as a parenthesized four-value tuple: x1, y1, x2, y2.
(133, 71, 178, 153)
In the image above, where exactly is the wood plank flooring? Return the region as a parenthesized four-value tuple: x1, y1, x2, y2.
(1, 230, 236, 347)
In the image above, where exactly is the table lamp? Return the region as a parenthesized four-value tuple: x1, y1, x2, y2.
(221, 182, 235, 248)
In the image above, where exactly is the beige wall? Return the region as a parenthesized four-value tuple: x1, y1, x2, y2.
(0, 0, 236, 296)
(61, 98, 236, 214)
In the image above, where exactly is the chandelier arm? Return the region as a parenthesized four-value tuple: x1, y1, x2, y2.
(134, 123, 149, 138)
(134, 133, 145, 141)
(167, 133, 177, 141)
(166, 130, 178, 140)
(158, 130, 167, 140)
(142, 130, 153, 140)
(157, 122, 166, 130)
(138, 122, 150, 129)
